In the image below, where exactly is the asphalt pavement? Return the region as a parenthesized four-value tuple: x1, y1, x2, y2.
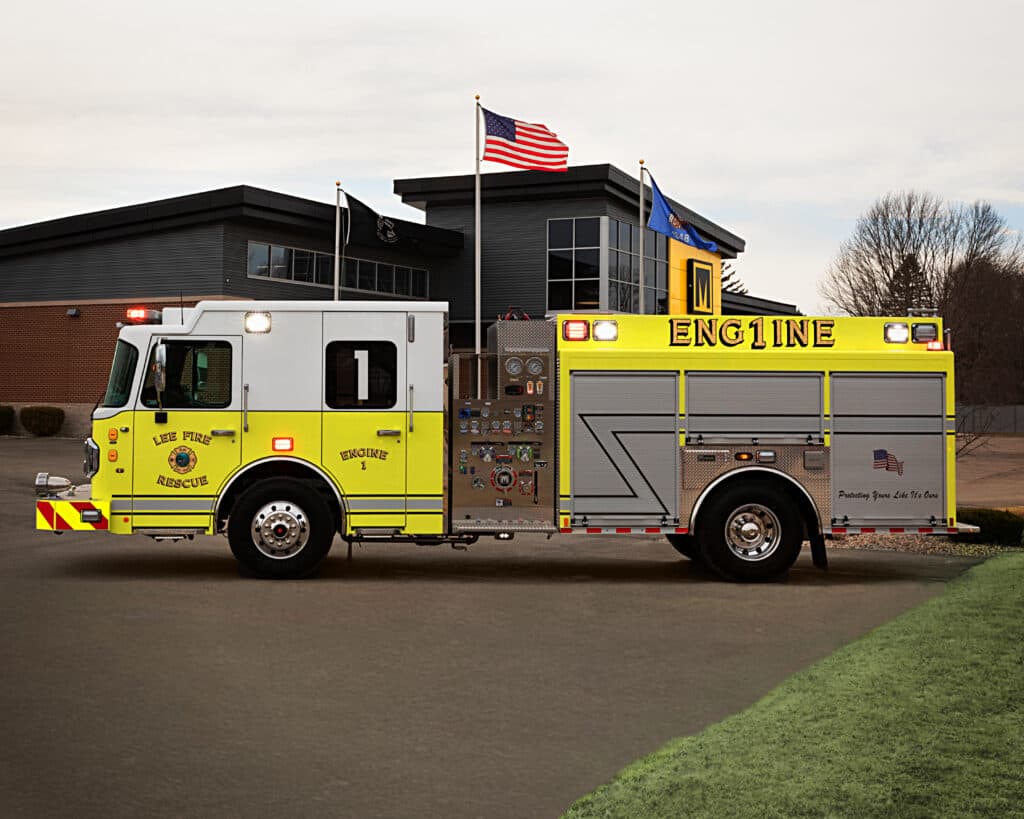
(0, 437, 983, 819)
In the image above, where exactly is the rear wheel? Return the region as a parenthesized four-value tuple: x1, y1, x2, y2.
(697, 482, 803, 582)
(666, 533, 701, 561)
(227, 478, 335, 579)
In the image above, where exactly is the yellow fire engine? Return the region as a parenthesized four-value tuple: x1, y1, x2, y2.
(35, 301, 975, 581)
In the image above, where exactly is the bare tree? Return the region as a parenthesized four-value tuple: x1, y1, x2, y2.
(819, 191, 1021, 316)
(721, 262, 748, 295)
(819, 191, 1024, 410)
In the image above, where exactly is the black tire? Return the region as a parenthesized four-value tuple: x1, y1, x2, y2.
(227, 478, 335, 579)
(696, 481, 803, 582)
(666, 533, 702, 561)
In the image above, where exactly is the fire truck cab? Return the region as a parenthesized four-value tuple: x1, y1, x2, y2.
(35, 300, 974, 581)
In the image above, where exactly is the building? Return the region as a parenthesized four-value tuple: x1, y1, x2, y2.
(0, 165, 796, 434)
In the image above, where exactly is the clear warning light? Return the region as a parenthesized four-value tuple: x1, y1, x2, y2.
(245, 312, 272, 334)
(593, 320, 618, 341)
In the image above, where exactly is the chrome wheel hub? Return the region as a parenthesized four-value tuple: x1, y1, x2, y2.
(252, 501, 310, 559)
(724, 504, 782, 562)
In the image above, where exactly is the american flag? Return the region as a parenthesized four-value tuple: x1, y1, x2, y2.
(873, 449, 904, 476)
(481, 108, 569, 172)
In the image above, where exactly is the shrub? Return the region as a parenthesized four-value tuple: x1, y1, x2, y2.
(955, 508, 1024, 548)
(0, 405, 14, 435)
(18, 406, 65, 437)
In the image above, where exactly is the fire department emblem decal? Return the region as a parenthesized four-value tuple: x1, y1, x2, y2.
(169, 445, 198, 474)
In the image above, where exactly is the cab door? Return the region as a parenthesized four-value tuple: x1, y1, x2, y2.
(321, 312, 407, 533)
(133, 336, 242, 531)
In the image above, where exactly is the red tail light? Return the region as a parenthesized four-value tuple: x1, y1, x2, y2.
(562, 320, 590, 341)
(926, 340, 944, 351)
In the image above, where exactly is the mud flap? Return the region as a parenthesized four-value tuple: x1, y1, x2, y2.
(809, 533, 828, 570)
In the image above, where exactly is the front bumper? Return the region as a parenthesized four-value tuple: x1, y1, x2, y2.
(36, 485, 109, 531)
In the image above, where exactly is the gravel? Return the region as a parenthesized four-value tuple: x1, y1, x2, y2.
(828, 533, 1021, 558)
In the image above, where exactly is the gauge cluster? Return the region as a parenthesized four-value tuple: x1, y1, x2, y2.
(449, 395, 556, 533)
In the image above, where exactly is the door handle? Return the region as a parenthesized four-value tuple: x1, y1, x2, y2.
(211, 429, 236, 437)
(377, 429, 401, 437)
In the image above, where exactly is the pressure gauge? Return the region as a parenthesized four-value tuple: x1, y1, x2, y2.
(526, 357, 544, 376)
(504, 357, 524, 376)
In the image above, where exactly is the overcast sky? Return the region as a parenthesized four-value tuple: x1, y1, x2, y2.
(2, 0, 1021, 312)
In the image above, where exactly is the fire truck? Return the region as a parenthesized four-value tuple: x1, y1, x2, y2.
(35, 301, 975, 581)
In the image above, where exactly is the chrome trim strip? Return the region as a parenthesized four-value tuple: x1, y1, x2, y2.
(214, 457, 345, 520)
(688, 466, 822, 534)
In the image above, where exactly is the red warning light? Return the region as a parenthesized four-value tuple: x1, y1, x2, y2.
(562, 320, 590, 341)
(272, 437, 294, 452)
(926, 340, 944, 351)
(125, 307, 161, 324)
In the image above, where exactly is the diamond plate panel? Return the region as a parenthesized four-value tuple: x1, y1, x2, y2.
(680, 445, 831, 531)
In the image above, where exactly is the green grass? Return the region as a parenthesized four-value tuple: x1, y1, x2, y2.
(564, 554, 1024, 818)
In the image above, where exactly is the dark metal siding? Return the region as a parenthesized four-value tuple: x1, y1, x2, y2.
(0, 224, 225, 302)
(427, 197, 616, 322)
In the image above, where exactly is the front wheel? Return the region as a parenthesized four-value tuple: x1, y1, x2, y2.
(696, 482, 803, 582)
(227, 478, 335, 579)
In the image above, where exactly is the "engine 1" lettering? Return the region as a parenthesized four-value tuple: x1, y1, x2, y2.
(669, 317, 835, 349)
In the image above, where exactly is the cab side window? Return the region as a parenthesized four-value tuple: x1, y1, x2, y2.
(325, 341, 397, 409)
(141, 340, 233, 408)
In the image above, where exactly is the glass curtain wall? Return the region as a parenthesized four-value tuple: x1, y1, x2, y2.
(547, 217, 668, 314)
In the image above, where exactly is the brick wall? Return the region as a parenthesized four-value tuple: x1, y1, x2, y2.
(0, 299, 197, 405)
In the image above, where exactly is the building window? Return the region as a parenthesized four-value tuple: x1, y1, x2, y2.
(546, 217, 602, 311)
(607, 218, 668, 315)
(246, 241, 429, 299)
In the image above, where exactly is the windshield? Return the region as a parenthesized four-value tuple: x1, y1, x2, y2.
(101, 340, 140, 408)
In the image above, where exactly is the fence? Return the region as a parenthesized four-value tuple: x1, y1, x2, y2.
(957, 405, 1024, 435)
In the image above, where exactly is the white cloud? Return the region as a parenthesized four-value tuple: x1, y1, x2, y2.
(1, 0, 1021, 304)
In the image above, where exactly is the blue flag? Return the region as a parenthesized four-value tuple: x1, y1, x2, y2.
(646, 174, 718, 253)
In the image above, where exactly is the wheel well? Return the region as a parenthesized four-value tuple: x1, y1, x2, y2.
(217, 460, 344, 533)
(691, 470, 821, 541)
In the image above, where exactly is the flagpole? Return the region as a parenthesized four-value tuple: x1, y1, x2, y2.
(474, 95, 482, 398)
(334, 181, 341, 301)
(638, 159, 645, 314)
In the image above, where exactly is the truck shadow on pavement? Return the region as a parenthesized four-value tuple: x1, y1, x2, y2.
(48, 548, 980, 585)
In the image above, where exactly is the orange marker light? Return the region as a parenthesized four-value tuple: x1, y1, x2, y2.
(108, 450, 118, 462)
(272, 437, 294, 452)
(108, 428, 118, 442)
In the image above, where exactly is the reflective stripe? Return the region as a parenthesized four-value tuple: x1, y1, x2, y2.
(572, 526, 689, 535)
(346, 497, 443, 512)
(36, 500, 109, 531)
(113, 499, 215, 513)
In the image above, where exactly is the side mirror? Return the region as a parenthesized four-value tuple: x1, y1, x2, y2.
(154, 343, 167, 394)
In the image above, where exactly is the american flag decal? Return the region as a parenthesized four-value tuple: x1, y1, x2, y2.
(873, 449, 904, 476)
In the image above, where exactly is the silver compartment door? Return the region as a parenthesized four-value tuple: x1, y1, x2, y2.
(570, 372, 679, 525)
(830, 373, 946, 526)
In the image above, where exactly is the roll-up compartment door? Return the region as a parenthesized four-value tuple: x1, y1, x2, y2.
(570, 372, 679, 525)
(685, 371, 824, 442)
(830, 373, 945, 526)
